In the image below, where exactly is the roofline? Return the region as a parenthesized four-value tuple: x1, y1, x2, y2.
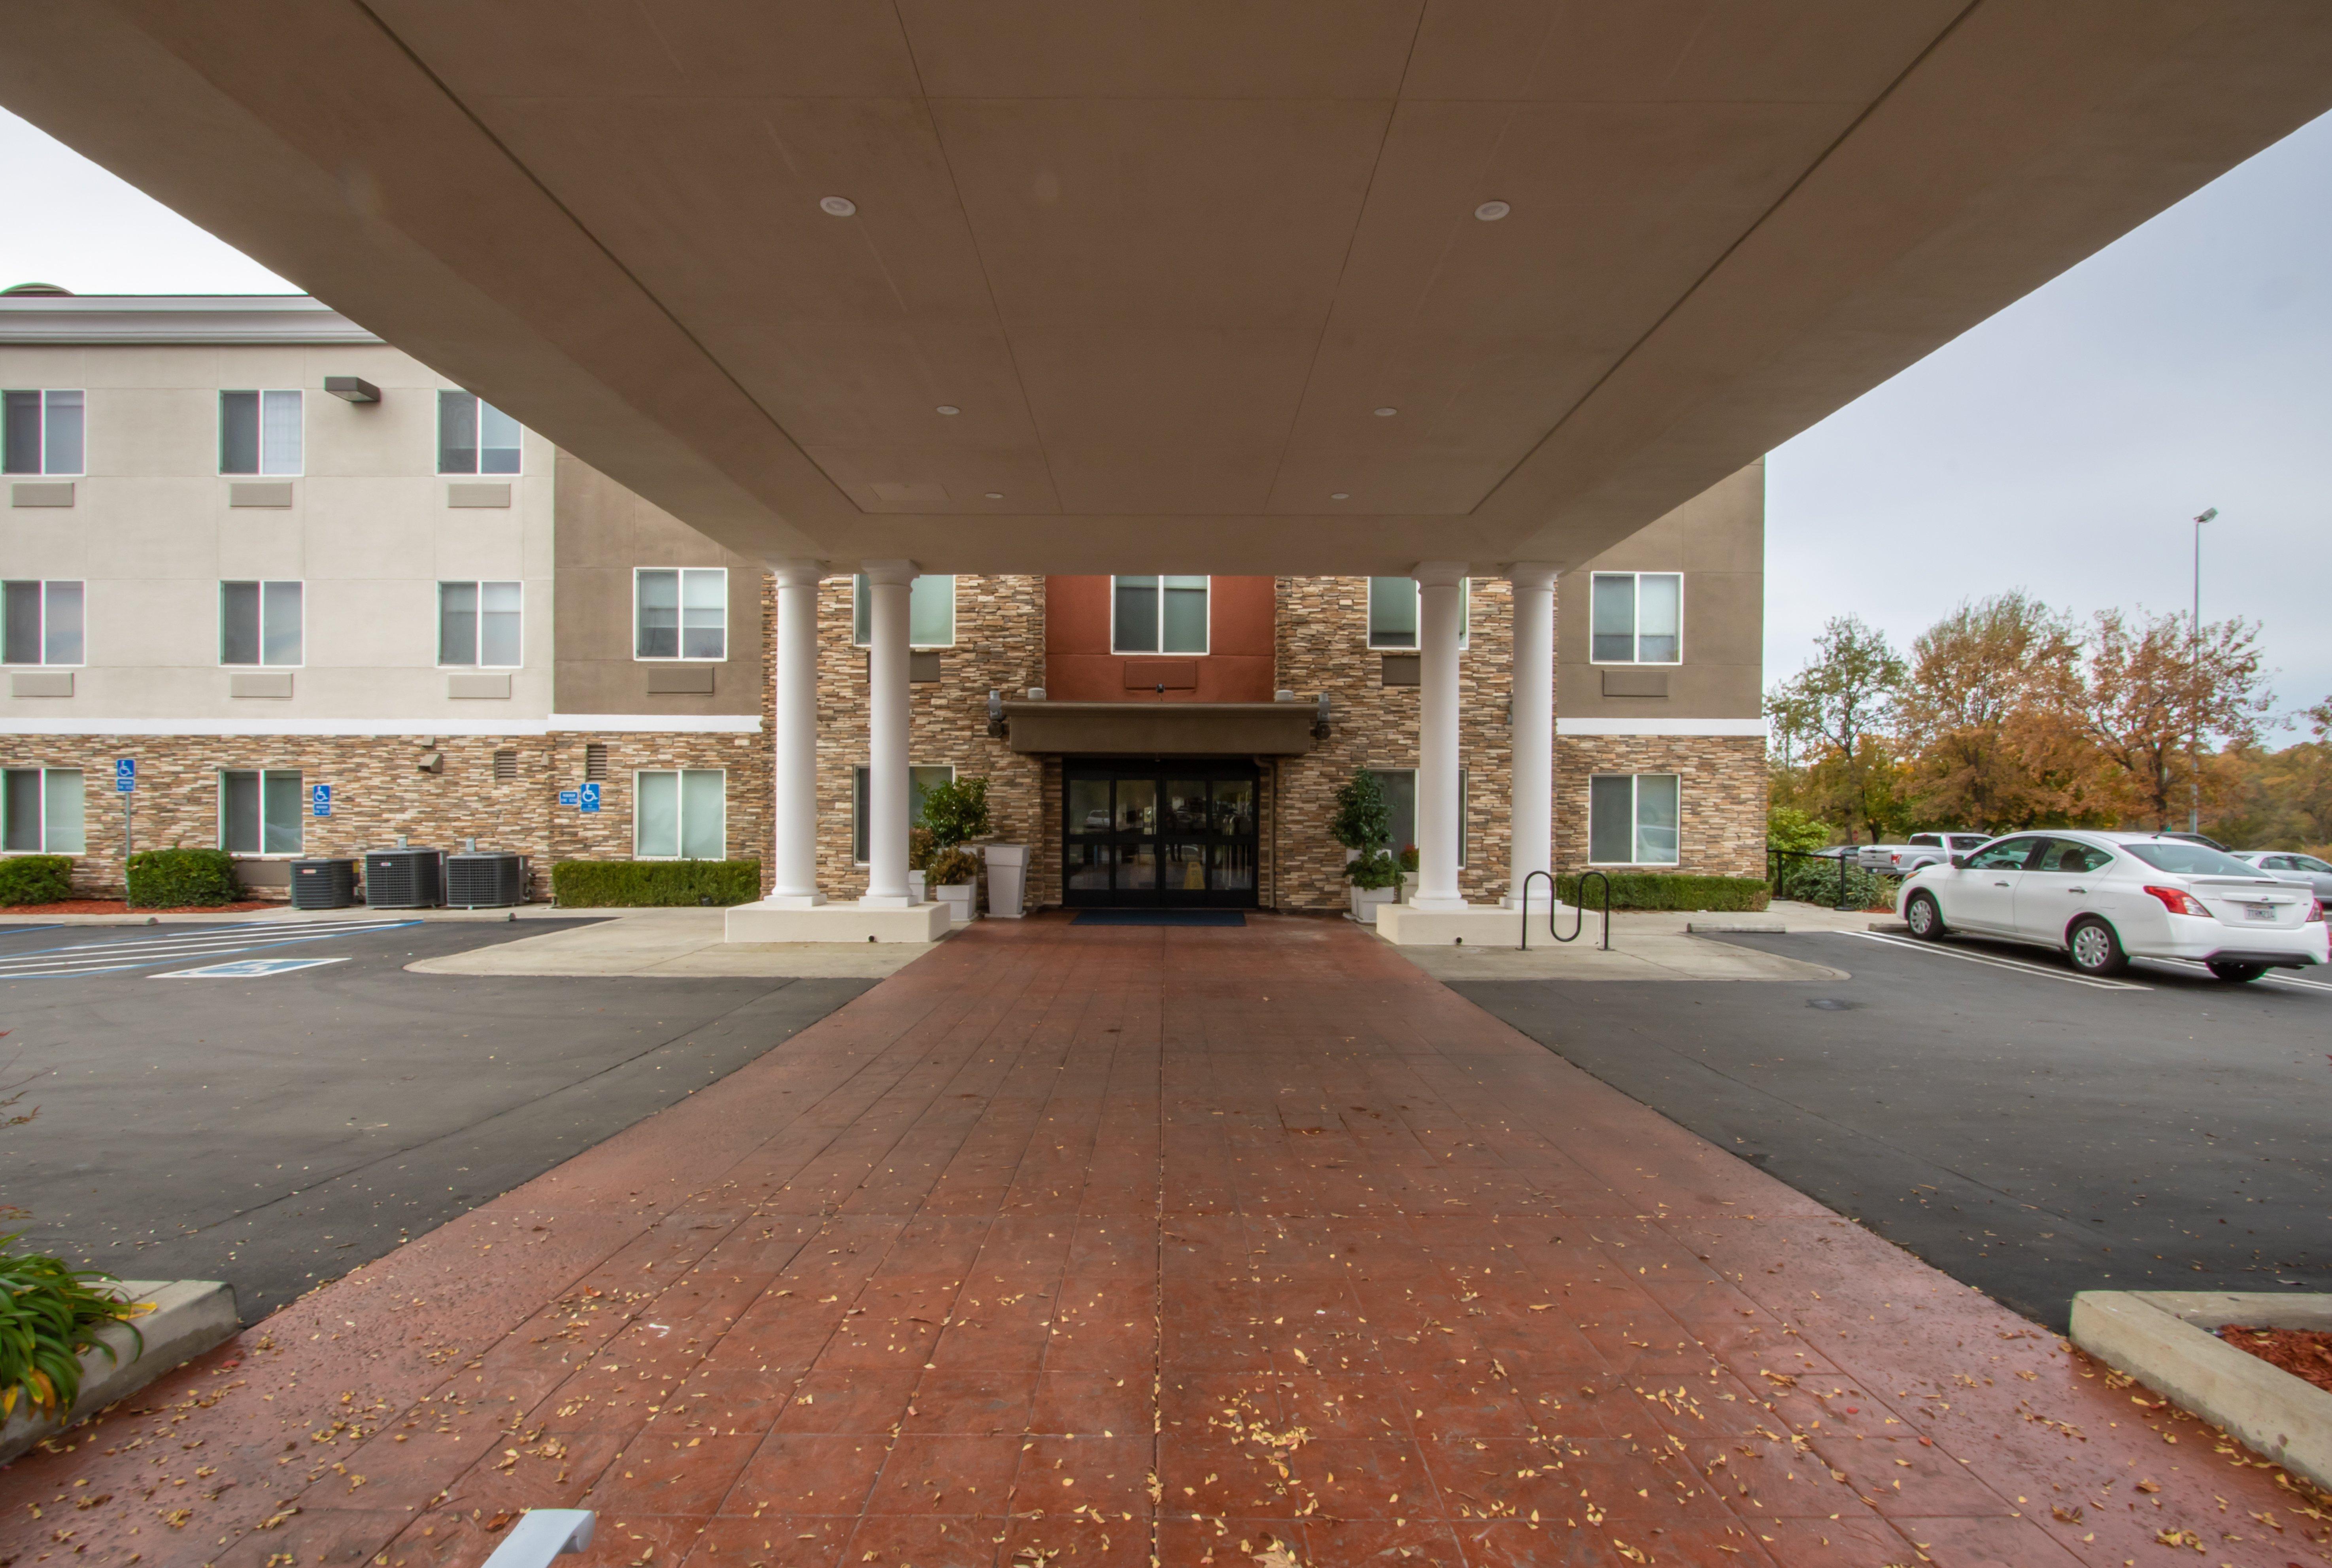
(0, 294, 381, 346)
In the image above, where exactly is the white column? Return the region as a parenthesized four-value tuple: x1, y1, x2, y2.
(1411, 561, 1469, 912)
(1506, 564, 1556, 908)
(859, 560, 918, 908)
(765, 560, 826, 907)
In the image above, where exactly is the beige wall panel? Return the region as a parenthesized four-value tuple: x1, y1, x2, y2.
(314, 579, 437, 669)
(85, 482, 216, 580)
(0, 512, 91, 579)
(213, 514, 306, 582)
(91, 388, 219, 478)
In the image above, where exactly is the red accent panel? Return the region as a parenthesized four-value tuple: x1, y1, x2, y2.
(1043, 576, 1276, 703)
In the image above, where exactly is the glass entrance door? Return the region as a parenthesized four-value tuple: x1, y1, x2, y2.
(1063, 760, 1259, 908)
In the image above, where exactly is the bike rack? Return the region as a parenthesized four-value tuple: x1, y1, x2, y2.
(1518, 869, 1609, 951)
(481, 1510, 594, 1567)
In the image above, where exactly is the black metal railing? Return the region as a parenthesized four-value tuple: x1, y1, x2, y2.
(1767, 845, 1854, 911)
(1518, 869, 1609, 951)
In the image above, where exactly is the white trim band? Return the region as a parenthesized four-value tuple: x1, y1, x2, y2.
(0, 713, 761, 737)
(1558, 717, 1768, 738)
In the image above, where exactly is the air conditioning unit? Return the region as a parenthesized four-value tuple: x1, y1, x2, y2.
(363, 848, 444, 909)
(288, 858, 357, 910)
(446, 852, 527, 909)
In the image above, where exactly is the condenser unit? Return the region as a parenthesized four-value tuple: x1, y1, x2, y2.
(363, 848, 444, 909)
(446, 852, 527, 909)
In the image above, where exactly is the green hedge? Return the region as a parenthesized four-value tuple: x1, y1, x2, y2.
(1776, 858, 1898, 911)
(551, 859, 762, 908)
(125, 848, 239, 909)
(1553, 872, 1771, 912)
(0, 855, 73, 907)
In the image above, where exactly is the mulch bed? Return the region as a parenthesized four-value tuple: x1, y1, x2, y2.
(0, 899, 283, 916)
(2220, 1324, 2332, 1395)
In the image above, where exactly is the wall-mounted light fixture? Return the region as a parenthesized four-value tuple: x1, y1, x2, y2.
(324, 376, 380, 403)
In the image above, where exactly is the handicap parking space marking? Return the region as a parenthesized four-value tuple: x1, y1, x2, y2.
(2143, 956, 2332, 995)
(155, 956, 352, 979)
(0, 918, 423, 979)
(1850, 929, 2151, 990)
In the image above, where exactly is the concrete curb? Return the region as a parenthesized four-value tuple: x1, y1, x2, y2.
(2068, 1289, 2332, 1491)
(0, 1279, 238, 1467)
(1685, 920, 1785, 933)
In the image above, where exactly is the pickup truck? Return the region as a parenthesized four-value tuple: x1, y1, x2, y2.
(1857, 831, 1994, 875)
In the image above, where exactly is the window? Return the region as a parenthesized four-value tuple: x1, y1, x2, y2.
(1365, 578, 1469, 650)
(1588, 774, 1680, 865)
(2, 390, 83, 475)
(1374, 767, 1468, 867)
(220, 581, 302, 665)
(2032, 839, 2113, 874)
(1966, 837, 2042, 871)
(2, 769, 83, 854)
(220, 769, 302, 855)
(634, 769, 726, 859)
(219, 390, 302, 475)
(634, 568, 726, 660)
(2, 581, 83, 665)
(1110, 576, 1208, 654)
(851, 575, 956, 648)
(1589, 572, 1682, 663)
(439, 581, 522, 666)
(2125, 841, 2258, 877)
(436, 390, 523, 475)
(852, 765, 955, 863)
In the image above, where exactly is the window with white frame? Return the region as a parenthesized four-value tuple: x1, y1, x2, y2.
(220, 581, 302, 665)
(439, 581, 521, 666)
(1372, 767, 1468, 867)
(851, 575, 956, 648)
(220, 769, 302, 855)
(1589, 572, 1682, 663)
(2, 390, 83, 475)
(1111, 576, 1208, 654)
(436, 390, 523, 475)
(219, 390, 302, 475)
(2, 581, 83, 665)
(635, 568, 726, 660)
(1588, 773, 1681, 865)
(2, 768, 83, 854)
(1366, 577, 1469, 650)
(852, 765, 955, 863)
(634, 769, 727, 859)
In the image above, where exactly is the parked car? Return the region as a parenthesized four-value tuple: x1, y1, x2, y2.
(1896, 830, 2327, 981)
(1856, 831, 1993, 875)
(2229, 850, 2332, 901)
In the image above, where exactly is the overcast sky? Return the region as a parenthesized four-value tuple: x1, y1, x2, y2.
(6, 105, 2327, 733)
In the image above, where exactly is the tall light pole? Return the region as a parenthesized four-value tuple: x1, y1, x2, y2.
(2190, 507, 2217, 834)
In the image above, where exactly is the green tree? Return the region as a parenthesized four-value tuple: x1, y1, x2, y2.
(1766, 616, 1906, 844)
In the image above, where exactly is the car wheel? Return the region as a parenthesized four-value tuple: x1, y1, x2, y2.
(2066, 916, 2128, 977)
(2206, 960, 2268, 983)
(1905, 891, 1947, 941)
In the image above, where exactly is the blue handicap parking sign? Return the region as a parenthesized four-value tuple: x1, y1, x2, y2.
(558, 789, 580, 807)
(114, 758, 135, 793)
(578, 782, 601, 813)
(312, 783, 332, 817)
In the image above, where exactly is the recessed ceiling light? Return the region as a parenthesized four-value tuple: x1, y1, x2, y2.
(935, 405, 961, 416)
(819, 196, 857, 217)
(1330, 492, 1350, 500)
(1474, 200, 1511, 221)
(984, 492, 1004, 500)
(1373, 407, 1397, 417)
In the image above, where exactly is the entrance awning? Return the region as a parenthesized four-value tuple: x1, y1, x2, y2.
(1002, 701, 1317, 757)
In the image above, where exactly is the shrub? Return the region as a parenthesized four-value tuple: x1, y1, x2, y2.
(1767, 806, 1833, 858)
(1397, 844, 1419, 873)
(551, 859, 762, 908)
(1346, 849, 1400, 891)
(1555, 873, 1771, 912)
(125, 848, 239, 909)
(920, 777, 991, 849)
(908, 826, 937, 873)
(1775, 857, 1898, 911)
(0, 1239, 142, 1419)
(0, 855, 73, 907)
(927, 847, 981, 887)
(1329, 770, 1391, 854)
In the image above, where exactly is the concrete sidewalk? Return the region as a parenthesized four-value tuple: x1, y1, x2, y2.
(2, 912, 2314, 1568)
(1390, 907, 1852, 983)
(405, 906, 948, 979)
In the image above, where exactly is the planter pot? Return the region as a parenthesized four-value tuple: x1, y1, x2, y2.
(1350, 884, 1398, 924)
(983, 844, 1028, 918)
(935, 882, 976, 925)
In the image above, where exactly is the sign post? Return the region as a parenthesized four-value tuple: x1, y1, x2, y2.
(114, 759, 136, 860)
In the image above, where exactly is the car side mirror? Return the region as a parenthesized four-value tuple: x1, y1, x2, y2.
(1950, 854, 1969, 869)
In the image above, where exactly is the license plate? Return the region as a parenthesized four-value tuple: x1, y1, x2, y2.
(2244, 904, 2276, 921)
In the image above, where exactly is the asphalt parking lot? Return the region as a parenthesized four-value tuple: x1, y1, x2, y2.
(0, 917, 874, 1319)
(1454, 929, 2332, 1329)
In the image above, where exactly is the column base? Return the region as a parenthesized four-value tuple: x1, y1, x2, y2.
(757, 892, 827, 910)
(1375, 902, 1525, 946)
(724, 898, 951, 944)
(858, 893, 920, 910)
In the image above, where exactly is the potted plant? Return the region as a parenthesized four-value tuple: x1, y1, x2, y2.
(1329, 769, 1397, 922)
(920, 776, 991, 923)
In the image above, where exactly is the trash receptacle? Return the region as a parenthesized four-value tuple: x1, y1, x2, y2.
(984, 844, 1027, 918)
(289, 858, 357, 910)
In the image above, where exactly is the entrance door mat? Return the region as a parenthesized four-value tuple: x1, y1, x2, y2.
(1073, 909, 1248, 928)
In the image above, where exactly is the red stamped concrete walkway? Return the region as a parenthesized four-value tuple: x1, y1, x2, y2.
(3, 914, 2324, 1568)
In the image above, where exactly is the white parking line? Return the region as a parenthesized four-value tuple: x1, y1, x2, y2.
(2145, 956, 2332, 994)
(0, 919, 422, 979)
(1852, 929, 2151, 990)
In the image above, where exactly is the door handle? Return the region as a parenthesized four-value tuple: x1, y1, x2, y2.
(1993, 880, 2011, 887)
(2068, 886, 2087, 894)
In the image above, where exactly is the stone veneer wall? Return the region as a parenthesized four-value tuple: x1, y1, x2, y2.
(1554, 734, 1769, 880)
(1272, 577, 1516, 911)
(787, 572, 1049, 902)
(0, 730, 768, 900)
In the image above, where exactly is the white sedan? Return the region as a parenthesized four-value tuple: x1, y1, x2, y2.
(1897, 829, 2328, 981)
